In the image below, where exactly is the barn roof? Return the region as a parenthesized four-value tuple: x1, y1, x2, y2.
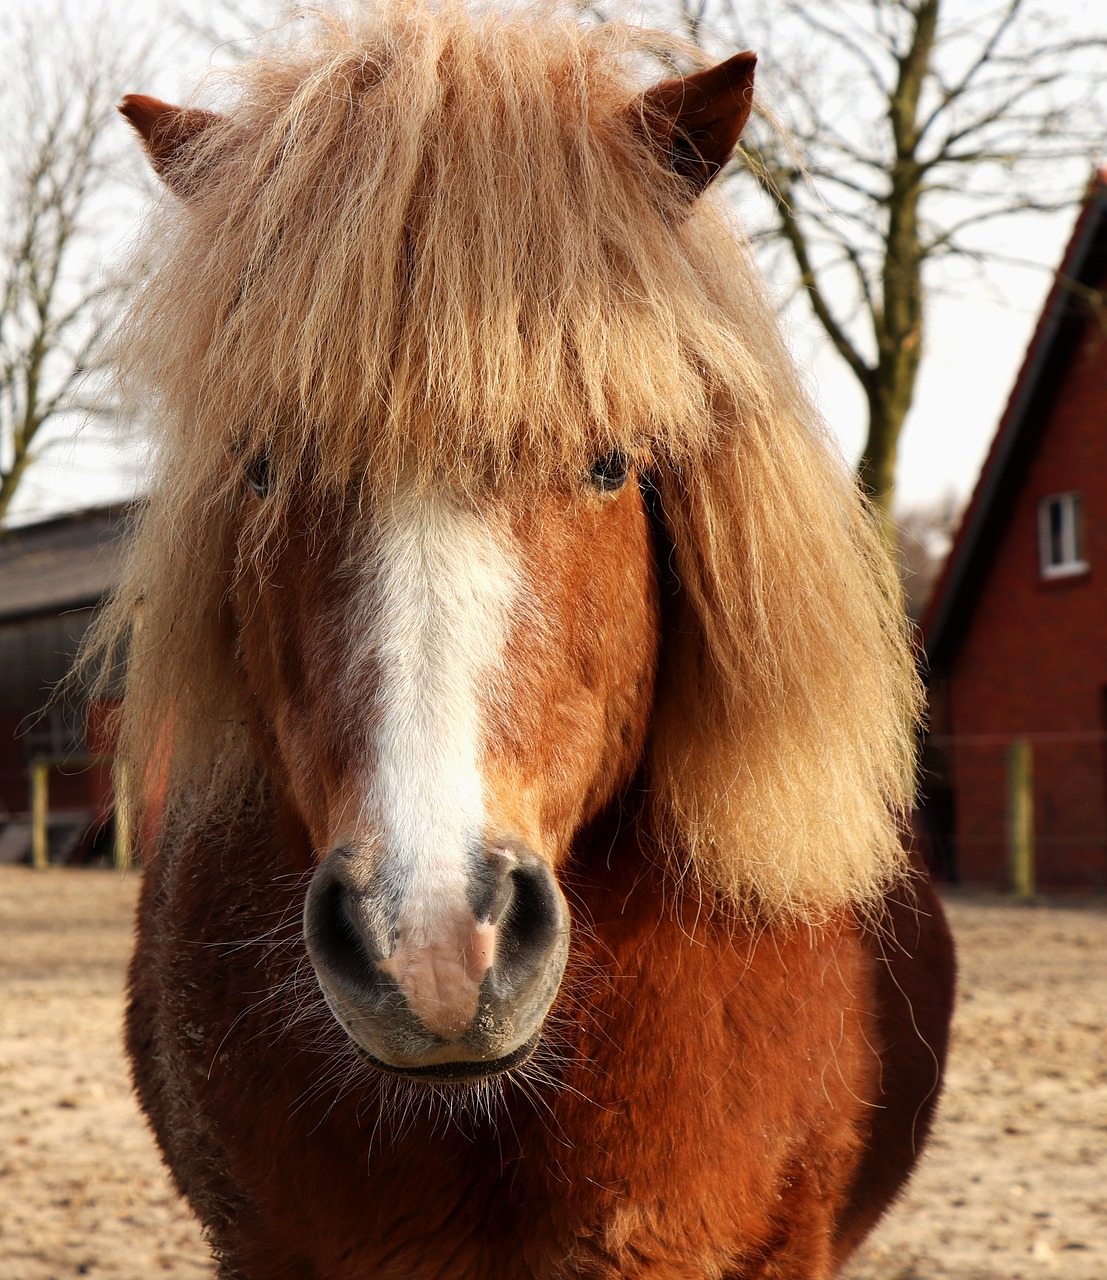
(0, 505, 132, 624)
(923, 170, 1107, 671)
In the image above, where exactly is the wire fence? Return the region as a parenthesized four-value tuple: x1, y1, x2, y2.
(3, 733, 1106, 895)
(920, 730, 1107, 895)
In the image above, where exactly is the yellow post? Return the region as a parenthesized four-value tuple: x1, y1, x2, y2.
(1006, 738, 1034, 901)
(114, 762, 134, 870)
(31, 758, 49, 870)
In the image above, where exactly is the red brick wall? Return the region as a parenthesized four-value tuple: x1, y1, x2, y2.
(945, 300, 1107, 889)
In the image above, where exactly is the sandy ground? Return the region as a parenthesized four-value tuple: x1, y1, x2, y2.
(0, 868, 1104, 1280)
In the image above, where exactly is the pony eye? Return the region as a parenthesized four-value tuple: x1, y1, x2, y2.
(244, 454, 271, 499)
(587, 452, 630, 494)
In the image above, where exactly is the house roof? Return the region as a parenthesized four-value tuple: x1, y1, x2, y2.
(923, 170, 1107, 671)
(0, 505, 132, 624)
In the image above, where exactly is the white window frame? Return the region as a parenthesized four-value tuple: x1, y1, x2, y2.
(1038, 492, 1088, 580)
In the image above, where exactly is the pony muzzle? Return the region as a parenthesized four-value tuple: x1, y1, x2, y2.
(303, 845, 569, 1078)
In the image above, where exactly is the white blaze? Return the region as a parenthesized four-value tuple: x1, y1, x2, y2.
(357, 487, 519, 945)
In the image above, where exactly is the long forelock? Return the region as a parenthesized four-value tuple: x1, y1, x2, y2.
(118, 2, 782, 503)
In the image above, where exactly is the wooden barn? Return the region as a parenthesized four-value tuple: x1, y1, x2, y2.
(923, 170, 1107, 892)
(0, 505, 129, 865)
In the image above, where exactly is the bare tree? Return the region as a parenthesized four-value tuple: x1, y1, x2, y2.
(652, 0, 1107, 533)
(173, 0, 300, 62)
(0, 12, 148, 525)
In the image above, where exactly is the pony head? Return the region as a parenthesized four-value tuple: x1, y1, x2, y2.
(97, 3, 918, 1080)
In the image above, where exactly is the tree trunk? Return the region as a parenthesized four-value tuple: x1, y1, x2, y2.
(859, 390, 910, 549)
(0, 448, 35, 524)
(857, 0, 936, 535)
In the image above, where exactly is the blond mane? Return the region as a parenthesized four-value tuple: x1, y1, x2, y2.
(89, 0, 920, 919)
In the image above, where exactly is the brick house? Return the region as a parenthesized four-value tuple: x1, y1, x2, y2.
(0, 506, 129, 864)
(922, 171, 1107, 891)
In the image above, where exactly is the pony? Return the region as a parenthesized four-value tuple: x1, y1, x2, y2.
(97, 4, 955, 1276)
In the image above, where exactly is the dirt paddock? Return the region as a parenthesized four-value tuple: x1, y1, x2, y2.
(1, 867, 1104, 1280)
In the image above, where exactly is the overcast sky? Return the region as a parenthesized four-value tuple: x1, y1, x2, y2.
(2, 0, 1102, 523)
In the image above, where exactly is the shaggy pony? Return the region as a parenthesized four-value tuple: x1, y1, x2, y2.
(90, 0, 919, 919)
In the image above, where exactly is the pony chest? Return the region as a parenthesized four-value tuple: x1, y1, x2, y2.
(214, 936, 871, 1280)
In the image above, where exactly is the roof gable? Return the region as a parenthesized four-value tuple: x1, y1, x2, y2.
(924, 171, 1107, 670)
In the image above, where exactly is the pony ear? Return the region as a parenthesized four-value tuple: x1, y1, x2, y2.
(637, 52, 757, 196)
(119, 94, 222, 198)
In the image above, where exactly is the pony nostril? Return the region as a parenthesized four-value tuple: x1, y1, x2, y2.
(466, 847, 566, 999)
(485, 857, 516, 926)
(305, 869, 386, 990)
(469, 849, 516, 924)
(505, 864, 560, 950)
(493, 857, 564, 982)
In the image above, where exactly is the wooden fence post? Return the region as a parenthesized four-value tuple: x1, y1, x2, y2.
(30, 758, 49, 870)
(1006, 738, 1034, 901)
(114, 762, 133, 870)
